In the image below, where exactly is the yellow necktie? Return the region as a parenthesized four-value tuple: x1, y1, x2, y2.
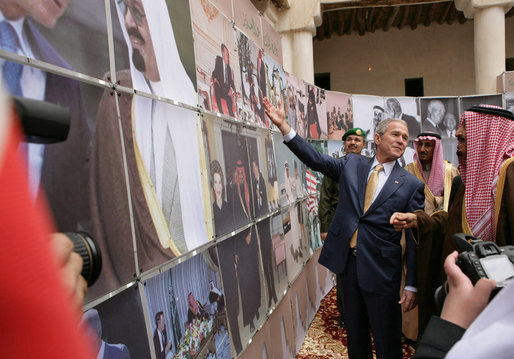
(350, 164, 384, 248)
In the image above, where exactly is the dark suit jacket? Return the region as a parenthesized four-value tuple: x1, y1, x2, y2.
(22, 19, 90, 232)
(103, 342, 131, 359)
(212, 56, 234, 97)
(285, 134, 424, 294)
(153, 328, 167, 359)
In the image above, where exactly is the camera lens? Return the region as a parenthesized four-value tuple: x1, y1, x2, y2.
(65, 232, 102, 287)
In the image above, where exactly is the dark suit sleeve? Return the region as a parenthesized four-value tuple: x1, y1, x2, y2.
(285, 134, 344, 181)
(414, 316, 465, 359)
(405, 180, 425, 288)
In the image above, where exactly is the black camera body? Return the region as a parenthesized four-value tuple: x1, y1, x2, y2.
(435, 233, 514, 312)
(454, 233, 514, 291)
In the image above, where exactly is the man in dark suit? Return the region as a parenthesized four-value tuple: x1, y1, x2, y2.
(264, 97, 425, 359)
(212, 43, 235, 117)
(153, 311, 172, 359)
(0, 0, 90, 233)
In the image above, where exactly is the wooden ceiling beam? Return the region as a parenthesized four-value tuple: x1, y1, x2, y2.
(398, 5, 409, 30)
(337, 10, 346, 36)
(447, 3, 456, 25)
(424, 3, 435, 26)
(326, 11, 333, 39)
(371, 6, 387, 33)
(410, 4, 423, 30)
(438, 1, 452, 24)
(348, 8, 357, 35)
(367, 7, 375, 32)
(383, 6, 400, 32)
(356, 8, 366, 35)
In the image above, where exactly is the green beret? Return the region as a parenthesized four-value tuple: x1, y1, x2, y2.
(342, 127, 366, 141)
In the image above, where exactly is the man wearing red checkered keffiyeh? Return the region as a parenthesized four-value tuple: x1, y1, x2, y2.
(390, 104, 514, 337)
(457, 105, 514, 242)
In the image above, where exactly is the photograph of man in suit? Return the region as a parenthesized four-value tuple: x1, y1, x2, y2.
(80, 309, 132, 359)
(422, 100, 445, 136)
(263, 97, 424, 359)
(385, 97, 420, 139)
(212, 43, 235, 117)
(0, 0, 90, 232)
(153, 311, 172, 359)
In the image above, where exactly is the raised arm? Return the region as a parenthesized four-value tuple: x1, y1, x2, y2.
(263, 97, 291, 135)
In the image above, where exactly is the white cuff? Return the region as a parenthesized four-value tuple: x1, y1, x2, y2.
(404, 286, 417, 293)
(283, 128, 296, 142)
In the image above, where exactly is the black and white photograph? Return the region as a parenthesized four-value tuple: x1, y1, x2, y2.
(384, 97, 420, 139)
(352, 94, 385, 157)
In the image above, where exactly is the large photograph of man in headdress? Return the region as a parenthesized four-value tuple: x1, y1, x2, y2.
(90, 0, 207, 296)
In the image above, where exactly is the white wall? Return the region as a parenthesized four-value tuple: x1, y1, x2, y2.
(314, 17, 514, 97)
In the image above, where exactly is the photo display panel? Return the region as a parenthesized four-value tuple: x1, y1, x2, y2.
(305, 84, 328, 139)
(81, 285, 150, 358)
(352, 94, 385, 158)
(268, 291, 296, 358)
(203, 115, 254, 237)
(419, 97, 459, 165)
(272, 132, 305, 207)
(113, 92, 208, 275)
(143, 248, 230, 359)
(216, 226, 267, 357)
(257, 212, 289, 309)
(285, 72, 308, 137)
(384, 96, 421, 140)
(263, 52, 288, 130)
(238, 321, 272, 359)
(460, 94, 503, 114)
(236, 28, 266, 126)
(290, 271, 309, 353)
(246, 126, 279, 218)
(1, 0, 109, 79)
(112, 0, 198, 107)
(326, 91, 353, 140)
(190, 0, 240, 119)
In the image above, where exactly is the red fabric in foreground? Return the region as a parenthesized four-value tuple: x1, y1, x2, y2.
(0, 119, 93, 359)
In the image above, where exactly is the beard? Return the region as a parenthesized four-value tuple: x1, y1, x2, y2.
(132, 49, 146, 73)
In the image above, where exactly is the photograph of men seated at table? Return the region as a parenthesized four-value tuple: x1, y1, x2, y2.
(143, 249, 230, 359)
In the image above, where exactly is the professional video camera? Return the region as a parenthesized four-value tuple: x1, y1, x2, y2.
(13, 96, 102, 286)
(435, 233, 514, 312)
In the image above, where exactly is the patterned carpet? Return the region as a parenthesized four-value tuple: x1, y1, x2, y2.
(297, 287, 416, 358)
